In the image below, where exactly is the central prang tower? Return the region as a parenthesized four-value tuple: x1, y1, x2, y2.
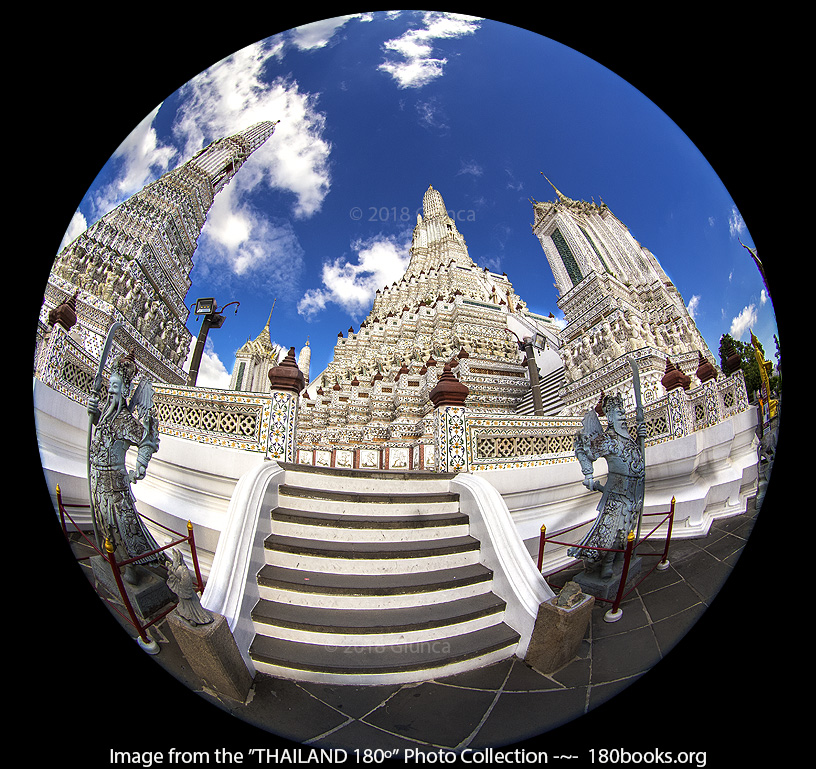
(405, 185, 475, 276)
(297, 185, 563, 468)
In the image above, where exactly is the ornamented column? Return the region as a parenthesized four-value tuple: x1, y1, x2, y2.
(430, 363, 470, 473)
(267, 347, 305, 463)
(695, 350, 721, 428)
(661, 358, 690, 439)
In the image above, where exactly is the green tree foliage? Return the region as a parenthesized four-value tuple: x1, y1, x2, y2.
(719, 333, 780, 399)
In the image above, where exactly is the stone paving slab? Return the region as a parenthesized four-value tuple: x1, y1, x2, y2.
(53, 486, 774, 760)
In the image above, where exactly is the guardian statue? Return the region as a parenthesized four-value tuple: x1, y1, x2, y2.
(88, 349, 165, 585)
(569, 391, 646, 579)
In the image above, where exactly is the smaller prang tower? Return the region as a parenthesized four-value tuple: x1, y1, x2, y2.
(43, 121, 279, 385)
(531, 177, 715, 415)
(230, 308, 282, 393)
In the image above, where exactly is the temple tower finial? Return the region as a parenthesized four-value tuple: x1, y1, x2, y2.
(540, 172, 569, 202)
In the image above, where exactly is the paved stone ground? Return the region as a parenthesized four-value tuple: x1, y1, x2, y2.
(47, 469, 779, 763)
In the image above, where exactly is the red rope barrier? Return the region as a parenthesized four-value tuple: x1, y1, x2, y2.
(538, 496, 677, 623)
(55, 485, 206, 649)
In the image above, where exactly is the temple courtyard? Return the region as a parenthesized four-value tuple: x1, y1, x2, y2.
(60, 470, 768, 756)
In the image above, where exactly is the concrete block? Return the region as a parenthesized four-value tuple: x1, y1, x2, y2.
(167, 610, 254, 703)
(91, 555, 174, 620)
(525, 593, 594, 674)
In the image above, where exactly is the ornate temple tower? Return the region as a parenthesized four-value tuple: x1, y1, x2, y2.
(531, 177, 715, 414)
(298, 185, 558, 458)
(297, 339, 311, 387)
(44, 121, 279, 385)
(405, 185, 475, 276)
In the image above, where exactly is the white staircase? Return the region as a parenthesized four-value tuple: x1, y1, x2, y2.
(248, 463, 521, 684)
(515, 367, 566, 416)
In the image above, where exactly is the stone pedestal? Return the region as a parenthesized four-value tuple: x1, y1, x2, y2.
(167, 611, 253, 704)
(526, 592, 594, 674)
(573, 556, 642, 601)
(91, 555, 174, 619)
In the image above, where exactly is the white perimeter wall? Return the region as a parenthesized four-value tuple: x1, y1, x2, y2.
(35, 378, 759, 580)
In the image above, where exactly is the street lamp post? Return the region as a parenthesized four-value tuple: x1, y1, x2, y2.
(187, 297, 239, 387)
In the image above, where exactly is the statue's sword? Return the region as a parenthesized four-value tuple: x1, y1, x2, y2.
(629, 357, 646, 543)
(87, 321, 122, 550)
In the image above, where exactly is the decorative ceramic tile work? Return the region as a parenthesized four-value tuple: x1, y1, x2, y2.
(335, 450, 354, 469)
(388, 446, 410, 470)
(266, 391, 298, 462)
(153, 385, 273, 452)
(435, 406, 468, 473)
(360, 448, 381, 470)
(36, 301, 752, 475)
(462, 370, 752, 471)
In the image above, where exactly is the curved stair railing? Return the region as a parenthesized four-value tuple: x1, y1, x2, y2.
(202, 461, 557, 680)
(451, 473, 555, 655)
(201, 459, 285, 674)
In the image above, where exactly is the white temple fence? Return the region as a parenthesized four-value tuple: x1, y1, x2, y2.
(36, 323, 751, 475)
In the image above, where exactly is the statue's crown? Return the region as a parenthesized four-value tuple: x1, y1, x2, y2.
(595, 391, 625, 417)
(112, 349, 138, 389)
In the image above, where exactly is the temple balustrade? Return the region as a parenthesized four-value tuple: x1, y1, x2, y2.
(36, 322, 758, 580)
(37, 321, 751, 476)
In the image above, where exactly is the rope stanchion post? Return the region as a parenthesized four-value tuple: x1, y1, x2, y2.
(105, 537, 160, 655)
(657, 497, 675, 571)
(56, 484, 66, 535)
(604, 530, 636, 623)
(187, 520, 204, 594)
(537, 523, 546, 573)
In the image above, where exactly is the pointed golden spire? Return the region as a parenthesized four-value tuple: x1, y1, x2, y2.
(263, 299, 276, 330)
(540, 172, 569, 202)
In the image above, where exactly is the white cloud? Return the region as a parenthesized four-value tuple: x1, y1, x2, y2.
(65, 36, 332, 292)
(290, 15, 368, 50)
(415, 96, 449, 131)
(728, 206, 746, 238)
(173, 41, 331, 219)
(760, 289, 768, 306)
(378, 12, 481, 88)
(730, 303, 758, 340)
(196, 203, 306, 299)
(58, 210, 89, 253)
(505, 169, 524, 192)
(185, 338, 232, 389)
(82, 105, 180, 226)
(298, 234, 411, 320)
(687, 294, 701, 319)
(457, 160, 483, 177)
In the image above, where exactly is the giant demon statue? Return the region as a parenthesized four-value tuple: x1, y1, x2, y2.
(569, 389, 646, 579)
(87, 348, 165, 585)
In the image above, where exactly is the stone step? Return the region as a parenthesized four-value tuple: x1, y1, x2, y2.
(263, 533, 481, 574)
(269, 506, 470, 542)
(279, 461, 455, 494)
(516, 368, 566, 416)
(248, 622, 521, 684)
(277, 484, 461, 516)
(250, 592, 506, 645)
(250, 465, 520, 684)
(256, 563, 496, 609)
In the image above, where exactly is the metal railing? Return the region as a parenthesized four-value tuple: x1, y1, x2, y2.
(538, 497, 676, 622)
(55, 484, 204, 651)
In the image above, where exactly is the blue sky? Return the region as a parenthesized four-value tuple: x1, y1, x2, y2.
(54, 12, 777, 387)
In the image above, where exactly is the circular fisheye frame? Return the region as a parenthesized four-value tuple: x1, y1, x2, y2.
(34, 11, 780, 765)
